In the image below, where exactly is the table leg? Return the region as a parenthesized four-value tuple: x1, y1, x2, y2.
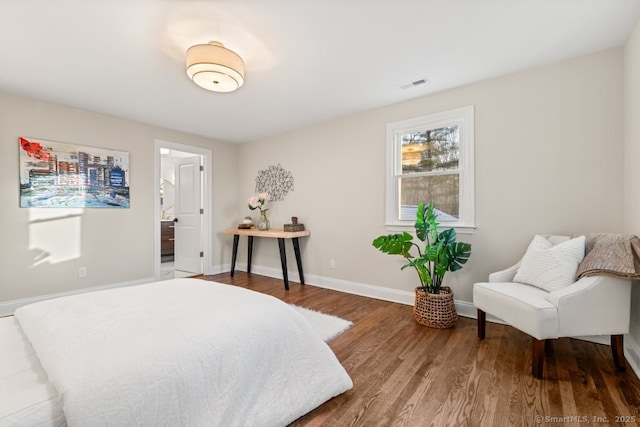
(247, 236, 254, 274)
(230, 235, 239, 277)
(292, 238, 305, 285)
(278, 238, 289, 290)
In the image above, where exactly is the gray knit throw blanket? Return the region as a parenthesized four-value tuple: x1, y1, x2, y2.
(574, 233, 640, 280)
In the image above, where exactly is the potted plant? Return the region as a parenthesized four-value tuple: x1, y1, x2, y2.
(372, 202, 472, 328)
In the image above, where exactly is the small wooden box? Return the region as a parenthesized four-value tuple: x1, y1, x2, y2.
(284, 223, 305, 232)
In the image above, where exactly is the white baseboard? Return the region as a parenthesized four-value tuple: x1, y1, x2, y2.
(205, 263, 228, 276)
(0, 277, 155, 317)
(1, 263, 229, 317)
(234, 263, 416, 305)
(623, 334, 640, 378)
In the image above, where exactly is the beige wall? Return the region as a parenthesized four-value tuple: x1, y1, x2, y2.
(236, 48, 625, 304)
(0, 45, 633, 330)
(0, 92, 238, 302)
(624, 22, 640, 345)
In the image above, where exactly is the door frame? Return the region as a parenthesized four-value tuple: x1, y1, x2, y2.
(154, 139, 212, 280)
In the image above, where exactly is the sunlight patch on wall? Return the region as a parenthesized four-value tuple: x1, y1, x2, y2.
(28, 208, 83, 267)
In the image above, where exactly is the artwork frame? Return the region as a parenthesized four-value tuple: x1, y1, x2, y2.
(19, 137, 130, 208)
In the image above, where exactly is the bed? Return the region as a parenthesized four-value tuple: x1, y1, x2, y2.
(0, 278, 352, 426)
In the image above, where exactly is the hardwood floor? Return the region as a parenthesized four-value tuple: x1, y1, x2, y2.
(202, 272, 640, 426)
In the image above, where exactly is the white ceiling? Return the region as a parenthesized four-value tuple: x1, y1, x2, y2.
(1, 0, 639, 143)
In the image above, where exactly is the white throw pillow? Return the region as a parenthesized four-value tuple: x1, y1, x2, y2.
(513, 235, 586, 292)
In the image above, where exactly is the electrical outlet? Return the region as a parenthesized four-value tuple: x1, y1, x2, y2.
(78, 267, 87, 278)
(330, 259, 336, 269)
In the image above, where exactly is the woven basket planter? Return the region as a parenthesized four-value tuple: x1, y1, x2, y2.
(413, 286, 458, 329)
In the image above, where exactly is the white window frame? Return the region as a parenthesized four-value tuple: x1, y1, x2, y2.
(385, 105, 475, 233)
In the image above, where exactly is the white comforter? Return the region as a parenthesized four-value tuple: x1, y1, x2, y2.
(14, 278, 352, 426)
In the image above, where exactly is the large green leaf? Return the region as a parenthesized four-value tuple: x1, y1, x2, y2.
(372, 232, 414, 257)
(425, 202, 439, 242)
(438, 227, 456, 246)
(446, 241, 472, 271)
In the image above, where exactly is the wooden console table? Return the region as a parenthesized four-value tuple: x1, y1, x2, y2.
(224, 228, 310, 290)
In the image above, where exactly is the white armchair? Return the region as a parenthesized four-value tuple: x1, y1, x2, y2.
(473, 235, 632, 379)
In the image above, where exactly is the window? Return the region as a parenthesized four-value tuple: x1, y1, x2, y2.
(386, 105, 474, 231)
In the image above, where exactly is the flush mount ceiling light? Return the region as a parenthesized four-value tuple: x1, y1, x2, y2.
(186, 41, 245, 93)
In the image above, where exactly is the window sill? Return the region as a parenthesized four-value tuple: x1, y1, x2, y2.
(384, 223, 476, 235)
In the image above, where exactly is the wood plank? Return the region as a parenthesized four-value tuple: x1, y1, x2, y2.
(224, 227, 310, 238)
(201, 272, 640, 426)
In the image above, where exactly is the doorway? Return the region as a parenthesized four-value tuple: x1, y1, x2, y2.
(154, 140, 212, 281)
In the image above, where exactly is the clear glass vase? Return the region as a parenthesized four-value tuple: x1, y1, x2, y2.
(257, 211, 270, 230)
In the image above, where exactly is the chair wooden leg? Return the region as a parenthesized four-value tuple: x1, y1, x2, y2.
(611, 334, 626, 372)
(477, 309, 486, 340)
(532, 338, 545, 379)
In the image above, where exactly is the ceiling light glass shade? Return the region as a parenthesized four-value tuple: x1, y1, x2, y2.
(186, 41, 244, 93)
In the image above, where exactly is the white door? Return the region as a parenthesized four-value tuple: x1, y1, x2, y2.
(174, 155, 202, 274)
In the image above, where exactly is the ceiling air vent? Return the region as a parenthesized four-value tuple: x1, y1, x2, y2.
(399, 77, 430, 90)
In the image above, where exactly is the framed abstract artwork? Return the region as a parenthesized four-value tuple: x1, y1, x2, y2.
(19, 137, 130, 208)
